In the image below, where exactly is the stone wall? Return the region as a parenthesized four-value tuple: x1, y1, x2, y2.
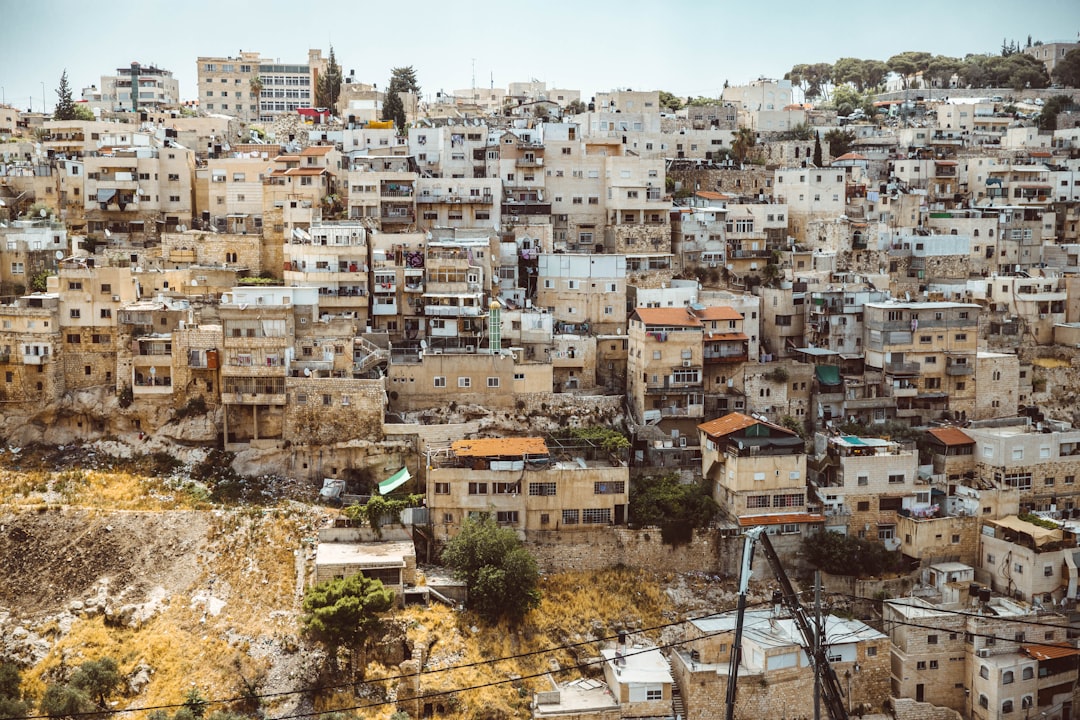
(525, 526, 741, 576)
(897, 514, 980, 567)
(283, 376, 385, 445)
(892, 698, 962, 720)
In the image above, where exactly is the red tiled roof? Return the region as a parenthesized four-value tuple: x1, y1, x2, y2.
(632, 308, 703, 327)
(738, 513, 825, 528)
(1023, 643, 1080, 661)
(834, 152, 868, 161)
(696, 306, 743, 321)
(927, 427, 975, 446)
(452, 437, 548, 457)
(695, 191, 732, 201)
(300, 145, 334, 156)
(699, 412, 796, 440)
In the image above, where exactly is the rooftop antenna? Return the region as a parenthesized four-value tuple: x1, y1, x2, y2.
(471, 57, 476, 93)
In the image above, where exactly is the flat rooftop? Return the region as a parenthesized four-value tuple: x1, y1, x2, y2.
(315, 540, 415, 568)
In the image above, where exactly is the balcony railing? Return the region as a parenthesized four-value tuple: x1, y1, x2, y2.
(885, 361, 921, 375)
(946, 363, 973, 376)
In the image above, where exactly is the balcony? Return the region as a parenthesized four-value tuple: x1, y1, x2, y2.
(417, 193, 493, 204)
(885, 361, 921, 375)
(225, 392, 287, 406)
(659, 404, 705, 418)
(844, 396, 895, 410)
(372, 302, 399, 316)
(425, 304, 484, 317)
(516, 158, 542, 168)
(133, 377, 173, 395)
(22, 354, 48, 365)
(946, 363, 973, 376)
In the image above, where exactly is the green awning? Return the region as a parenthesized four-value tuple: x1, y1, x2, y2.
(379, 467, 411, 495)
(815, 364, 841, 386)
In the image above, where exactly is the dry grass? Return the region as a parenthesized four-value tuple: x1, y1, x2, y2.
(0, 467, 209, 510)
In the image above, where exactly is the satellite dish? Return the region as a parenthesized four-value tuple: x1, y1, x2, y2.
(40, 208, 47, 217)
(190, 279, 198, 287)
(55, 250, 64, 260)
(303, 368, 312, 377)
(104, 229, 112, 238)
(420, 339, 427, 350)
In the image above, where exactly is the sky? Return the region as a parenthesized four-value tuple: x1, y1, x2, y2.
(1, 0, 1079, 114)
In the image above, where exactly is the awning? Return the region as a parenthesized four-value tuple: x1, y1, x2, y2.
(815, 365, 842, 386)
(96, 188, 117, 203)
(378, 467, 411, 495)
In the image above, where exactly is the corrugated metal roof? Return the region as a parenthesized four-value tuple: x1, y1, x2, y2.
(927, 427, 975, 446)
(737, 513, 825, 527)
(698, 412, 758, 437)
(452, 437, 548, 457)
(1024, 643, 1080, 661)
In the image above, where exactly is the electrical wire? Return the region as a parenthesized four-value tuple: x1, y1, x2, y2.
(5, 598, 778, 720)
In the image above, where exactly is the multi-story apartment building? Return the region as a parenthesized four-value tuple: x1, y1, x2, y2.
(862, 300, 980, 425)
(965, 417, 1080, 516)
(885, 594, 1075, 720)
(263, 147, 340, 233)
(201, 155, 271, 234)
(421, 229, 493, 350)
(425, 435, 629, 542)
(408, 125, 489, 179)
(721, 79, 794, 112)
(979, 515, 1080, 603)
(0, 293, 63, 407)
(96, 63, 179, 113)
(626, 307, 704, 439)
(415, 176, 500, 230)
(283, 221, 370, 326)
(115, 296, 188, 410)
(345, 155, 418, 231)
(367, 230, 426, 341)
(535, 253, 626, 335)
(0, 218, 68, 296)
(810, 433, 923, 544)
(52, 262, 138, 392)
(83, 143, 196, 238)
(197, 50, 326, 123)
(698, 412, 817, 531)
(773, 167, 846, 242)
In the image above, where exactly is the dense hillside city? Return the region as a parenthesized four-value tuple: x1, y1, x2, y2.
(4, 31, 1080, 720)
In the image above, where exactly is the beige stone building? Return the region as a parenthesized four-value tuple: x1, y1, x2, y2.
(0, 293, 63, 407)
(197, 50, 326, 123)
(626, 307, 704, 439)
(773, 167, 846, 242)
(346, 154, 418, 231)
(263, 148, 339, 233)
(535, 253, 625, 335)
(83, 143, 196, 238)
(810, 433, 922, 544)
(425, 436, 629, 542)
(698, 412, 816, 529)
(283, 220, 370, 327)
(978, 515, 1079, 604)
(415, 177, 500, 231)
(670, 609, 888, 720)
(862, 300, 980, 424)
(0, 218, 68, 296)
(200, 155, 272, 234)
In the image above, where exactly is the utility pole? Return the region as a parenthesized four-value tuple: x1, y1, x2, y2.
(814, 569, 822, 720)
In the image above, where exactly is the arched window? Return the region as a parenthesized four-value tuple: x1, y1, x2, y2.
(1002, 700, 1014, 713)
(1003, 670, 1014, 684)
(1022, 667, 1034, 680)
(979, 695, 989, 709)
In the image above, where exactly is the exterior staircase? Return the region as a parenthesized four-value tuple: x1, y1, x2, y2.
(353, 336, 388, 374)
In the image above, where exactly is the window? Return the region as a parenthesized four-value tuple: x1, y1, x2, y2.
(857, 475, 868, 486)
(747, 495, 770, 509)
(594, 481, 626, 495)
(1023, 667, 1034, 680)
(495, 511, 519, 524)
(458, 377, 471, 388)
(433, 376, 446, 387)
(100, 308, 112, 319)
(493, 482, 518, 494)
(1044, 564, 1054, 577)
(1002, 700, 1013, 714)
(468, 482, 488, 495)
(929, 660, 939, 669)
(979, 695, 988, 710)
(486, 377, 500, 388)
(562, 509, 579, 525)
(434, 482, 449, 495)
(928, 634, 938, 645)
(582, 508, 611, 524)
(857, 501, 870, 511)
(646, 689, 662, 701)
(916, 661, 927, 670)
(529, 482, 556, 496)
(888, 474, 904, 484)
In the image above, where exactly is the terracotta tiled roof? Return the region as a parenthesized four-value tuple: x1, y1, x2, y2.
(696, 306, 743, 321)
(738, 513, 825, 527)
(927, 427, 975, 446)
(300, 145, 334, 156)
(1023, 643, 1080, 661)
(632, 308, 703, 327)
(451, 437, 548, 457)
(833, 152, 868, 161)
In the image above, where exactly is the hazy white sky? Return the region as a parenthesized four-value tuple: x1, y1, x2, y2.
(1, 0, 1078, 114)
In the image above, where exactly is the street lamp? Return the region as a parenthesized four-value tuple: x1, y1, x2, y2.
(41, 81, 46, 116)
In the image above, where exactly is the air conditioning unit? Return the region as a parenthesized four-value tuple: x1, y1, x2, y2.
(682, 360, 692, 367)
(977, 649, 991, 658)
(112, 295, 120, 302)
(465, 344, 475, 353)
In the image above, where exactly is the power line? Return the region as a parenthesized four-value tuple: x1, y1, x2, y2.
(5, 599, 777, 720)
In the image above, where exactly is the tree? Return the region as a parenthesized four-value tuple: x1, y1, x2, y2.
(54, 70, 77, 120)
(803, 531, 898, 577)
(73, 104, 94, 121)
(1054, 49, 1080, 87)
(70, 658, 121, 709)
(824, 128, 856, 159)
(315, 46, 343, 112)
(40, 684, 95, 719)
(628, 472, 717, 530)
(1039, 95, 1074, 132)
(301, 573, 394, 649)
(658, 91, 683, 112)
(926, 55, 961, 89)
(1003, 53, 1050, 90)
(886, 52, 932, 89)
(813, 131, 823, 167)
(832, 57, 869, 92)
(731, 127, 756, 165)
(381, 89, 406, 130)
(566, 99, 587, 114)
(831, 85, 870, 117)
(442, 515, 540, 623)
(387, 66, 421, 97)
(0, 664, 29, 720)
